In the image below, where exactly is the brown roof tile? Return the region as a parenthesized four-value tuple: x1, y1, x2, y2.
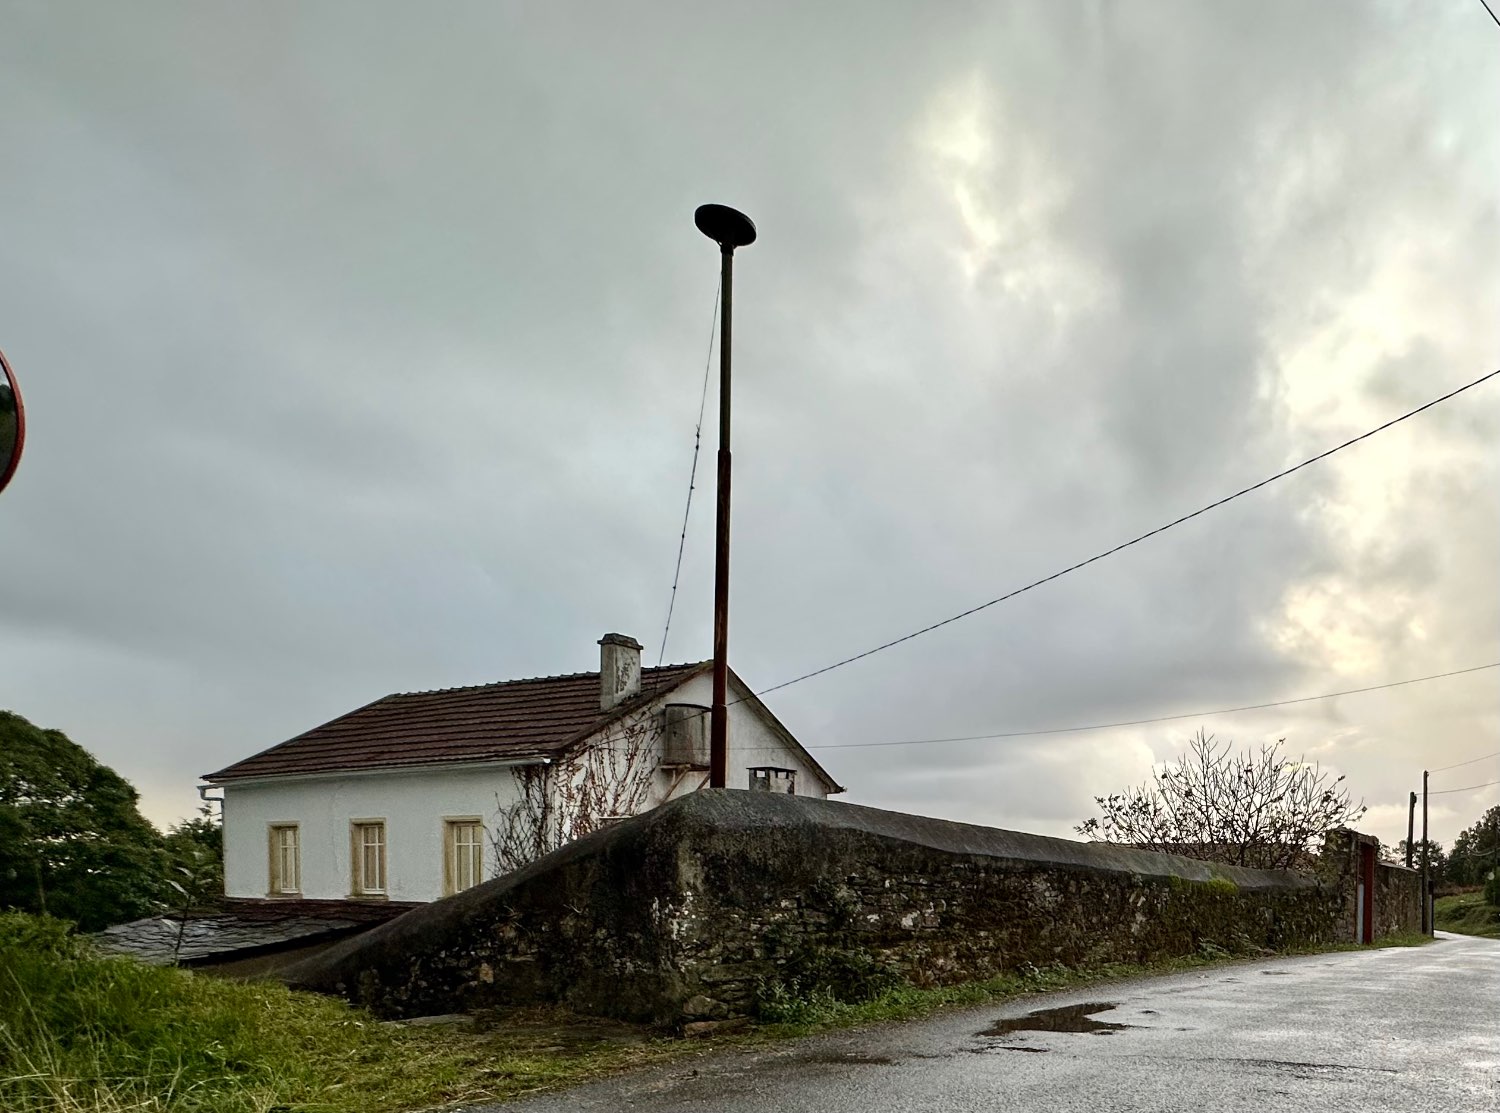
(205, 663, 709, 782)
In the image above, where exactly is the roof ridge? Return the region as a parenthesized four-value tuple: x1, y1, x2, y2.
(389, 661, 708, 700)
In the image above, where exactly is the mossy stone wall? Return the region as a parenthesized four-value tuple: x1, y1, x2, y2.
(285, 792, 1409, 1024)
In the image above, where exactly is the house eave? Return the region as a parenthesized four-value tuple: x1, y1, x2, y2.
(203, 755, 551, 790)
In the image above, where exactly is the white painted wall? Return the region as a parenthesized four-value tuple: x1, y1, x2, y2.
(219, 672, 837, 904)
(222, 763, 525, 903)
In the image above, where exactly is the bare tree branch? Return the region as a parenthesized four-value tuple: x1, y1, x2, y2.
(489, 712, 665, 876)
(1076, 729, 1366, 870)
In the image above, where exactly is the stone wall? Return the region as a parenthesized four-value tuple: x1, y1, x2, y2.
(284, 791, 1407, 1025)
(1370, 861, 1423, 936)
(1318, 827, 1423, 940)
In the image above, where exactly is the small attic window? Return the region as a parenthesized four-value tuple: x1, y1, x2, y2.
(748, 767, 796, 795)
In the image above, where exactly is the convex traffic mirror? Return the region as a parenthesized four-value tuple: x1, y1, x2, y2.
(0, 349, 25, 496)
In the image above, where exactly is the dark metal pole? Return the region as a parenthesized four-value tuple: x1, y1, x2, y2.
(1405, 791, 1416, 869)
(710, 243, 734, 788)
(693, 204, 755, 791)
(1421, 770, 1430, 935)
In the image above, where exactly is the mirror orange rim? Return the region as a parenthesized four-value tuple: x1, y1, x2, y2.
(0, 348, 24, 496)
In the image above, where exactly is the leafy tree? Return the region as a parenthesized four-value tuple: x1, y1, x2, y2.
(1076, 729, 1366, 870)
(161, 806, 224, 961)
(1449, 805, 1500, 887)
(163, 808, 223, 878)
(0, 710, 167, 931)
(1397, 839, 1447, 881)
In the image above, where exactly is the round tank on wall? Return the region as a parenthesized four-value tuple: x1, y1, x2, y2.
(661, 704, 710, 769)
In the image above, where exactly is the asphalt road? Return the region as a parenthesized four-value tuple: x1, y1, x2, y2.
(487, 933, 1500, 1112)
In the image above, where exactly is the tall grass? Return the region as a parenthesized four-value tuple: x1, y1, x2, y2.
(0, 912, 647, 1113)
(1, 913, 420, 1112)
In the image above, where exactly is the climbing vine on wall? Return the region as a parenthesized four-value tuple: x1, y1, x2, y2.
(487, 713, 664, 876)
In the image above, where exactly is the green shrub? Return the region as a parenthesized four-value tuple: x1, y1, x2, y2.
(0, 908, 75, 957)
(1195, 938, 1232, 960)
(753, 980, 846, 1026)
(753, 942, 901, 1022)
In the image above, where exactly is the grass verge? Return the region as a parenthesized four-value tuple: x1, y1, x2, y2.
(1435, 891, 1500, 938)
(0, 911, 1434, 1113)
(0, 913, 679, 1113)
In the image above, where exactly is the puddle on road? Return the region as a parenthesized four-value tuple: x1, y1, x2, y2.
(979, 1002, 1136, 1037)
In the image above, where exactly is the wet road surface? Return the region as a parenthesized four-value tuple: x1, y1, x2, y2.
(481, 933, 1499, 1112)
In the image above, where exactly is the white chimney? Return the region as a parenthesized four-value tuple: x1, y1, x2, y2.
(598, 633, 642, 711)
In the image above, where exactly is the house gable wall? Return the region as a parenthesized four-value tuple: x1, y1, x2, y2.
(645, 671, 830, 802)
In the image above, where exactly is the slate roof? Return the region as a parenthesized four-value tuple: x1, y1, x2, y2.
(92, 899, 417, 967)
(205, 662, 711, 782)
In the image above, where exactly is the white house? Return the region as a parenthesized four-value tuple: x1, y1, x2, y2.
(205, 634, 843, 905)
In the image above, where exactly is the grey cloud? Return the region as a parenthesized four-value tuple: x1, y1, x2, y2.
(0, 1, 1494, 847)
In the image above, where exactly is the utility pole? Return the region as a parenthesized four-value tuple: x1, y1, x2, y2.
(694, 204, 756, 790)
(1406, 791, 1417, 869)
(1420, 770, 1430, 935)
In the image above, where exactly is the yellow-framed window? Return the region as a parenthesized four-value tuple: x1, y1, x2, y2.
(351, 821, 387, 896)
(268, 824, 300, 895)
(444, 818, 484, 895)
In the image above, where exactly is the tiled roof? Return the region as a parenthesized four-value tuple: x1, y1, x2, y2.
(204, 663, 709, 782)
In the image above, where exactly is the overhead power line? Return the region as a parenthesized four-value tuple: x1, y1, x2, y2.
(656, 281, 721, 666)
(1430, 750, 1500, 774)
(805, 661, 1500, 751)
(1429, 779, 1500, 796)
(756, 367, 1500, 699)
(1480, 0, 1500, 31)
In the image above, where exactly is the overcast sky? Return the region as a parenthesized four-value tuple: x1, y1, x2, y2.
(2, 1, 1496, 852)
